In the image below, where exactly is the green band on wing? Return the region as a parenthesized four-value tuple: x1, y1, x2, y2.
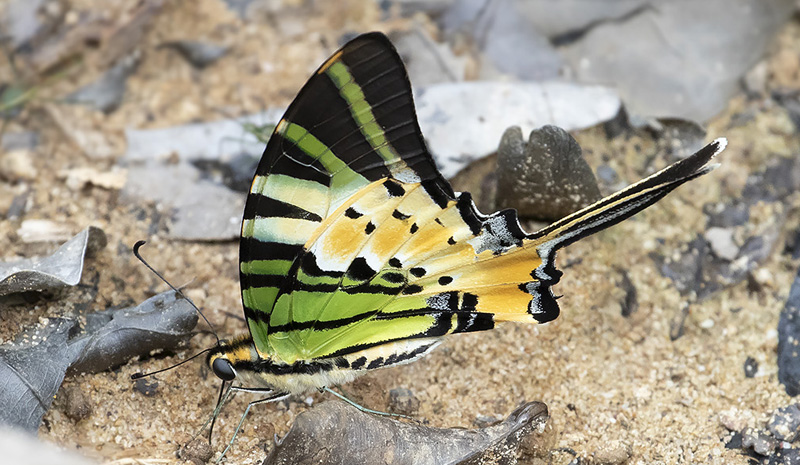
(243, 286, 280, 313)
(277, 121, 366, 194)
(325, 62, 401, 166)
(241, 259, 294, 276)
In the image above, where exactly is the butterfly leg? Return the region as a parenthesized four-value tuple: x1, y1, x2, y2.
(188, 381, 236, 445)
(216, 389, 290, 463)
(323, 386, 417, 422)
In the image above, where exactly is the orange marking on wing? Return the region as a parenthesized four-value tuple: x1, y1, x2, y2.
(318, 50, 344, 74)
(470, 284, 534, 316)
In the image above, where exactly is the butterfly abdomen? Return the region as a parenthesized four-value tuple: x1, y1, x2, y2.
(211, 334, 442, 393)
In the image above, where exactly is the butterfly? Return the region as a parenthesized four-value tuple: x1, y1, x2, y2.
(205, 31, 724, 408)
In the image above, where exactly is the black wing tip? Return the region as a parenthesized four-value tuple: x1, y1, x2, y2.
(670, 137, 726, 179)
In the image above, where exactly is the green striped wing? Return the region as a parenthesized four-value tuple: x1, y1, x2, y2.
(240, 32, 724, 365)
(240, 32, 459, 362)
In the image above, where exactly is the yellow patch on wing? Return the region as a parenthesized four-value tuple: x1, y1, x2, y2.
(359, 183, 442, 267)
(394, 207, 469, 265)
(242, 217, 321, 245)
(309, 178, 403, 272)
(253, 174, 330, 218)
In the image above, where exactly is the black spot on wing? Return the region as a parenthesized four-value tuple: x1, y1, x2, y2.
(384, 179, 405, 197)
(392, 209, 411, 220)
(365, 221, 376, 234)
(453, 313, 495, 333)
(402, 284, 423, 295)
(382, 271, 406, 284)
(345, 207, 362, 219)
(346, 257, 377, 282)
(389, 257, 402, 268)
(461, 293, 478, 312)
(409, 267, 426, 278)
(438, 276, 453, 286)
(300, 253, 344, 278)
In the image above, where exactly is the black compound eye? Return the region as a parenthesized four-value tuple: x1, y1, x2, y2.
(212, 358, 236, 381)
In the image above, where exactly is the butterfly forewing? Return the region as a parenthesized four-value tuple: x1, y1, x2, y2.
(240, 33, 455, 359)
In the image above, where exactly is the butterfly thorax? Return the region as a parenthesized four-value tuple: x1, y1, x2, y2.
(207, 333, 442, 394)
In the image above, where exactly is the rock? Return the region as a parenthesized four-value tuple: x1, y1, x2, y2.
(591, 440, 632, 464)
(705, 202, 750, 228)
(387, 387, 420, 416)
(618, 269, 638, 317)
(133, 378, 158, 397)
(414, 82, 621, 178)
(59, 167, 127, 191)
(704, 227, 739, 261)
(0, 149, 37, 182)
(778, 268, 800, 396)
(440, 0, 561, 80)
(495, 125, 601, 221)
(180, 437, 214, 465)
(768, 405, 800, 442)
(65, 52, 140, 113)
(263, 401, 549, 465)
(558, 0, 795, 121)
(61, 385, 92, 421)
(768, 447, 800, 464)
(742, 427, 777, 456)
(596, 164, 619, 185)
(719, 408, 752, 432)
(1, 0, 58, 50)
(16, 219, 74, 243)
(655, 118, 708, 161)
(160, 40, 229, 68)
(743, 60, 769, 96)
(1, 131, 39, 151)
(391, 26, 466, 86)
(744, 357, 758, 378)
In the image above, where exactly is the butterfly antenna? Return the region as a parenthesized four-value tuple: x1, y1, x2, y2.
(130, 347, 214, 380)
(133, 240, 221, 345)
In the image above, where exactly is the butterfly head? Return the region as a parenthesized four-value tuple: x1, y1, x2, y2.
(206, 334, 261, 383)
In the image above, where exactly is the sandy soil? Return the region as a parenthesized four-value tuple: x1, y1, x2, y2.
(2, 1, 800, 464)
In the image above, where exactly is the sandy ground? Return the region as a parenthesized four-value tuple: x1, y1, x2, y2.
(2, 1, 800, 464)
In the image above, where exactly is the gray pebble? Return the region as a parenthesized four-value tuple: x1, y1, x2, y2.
(161, 40, 229, 69)
(742, 427, 777, 456)
(704, 227, 739, 261)
(596, 164, 618, 185)
(495, 125, 601, 221)
(768, 404, 800, 442)
(387, 387, 420, 416)
(133, 378, 159, 397)
(180, 437, 214, 465)
(62, 385, 92, 421)
(744, 357, 758, 378)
